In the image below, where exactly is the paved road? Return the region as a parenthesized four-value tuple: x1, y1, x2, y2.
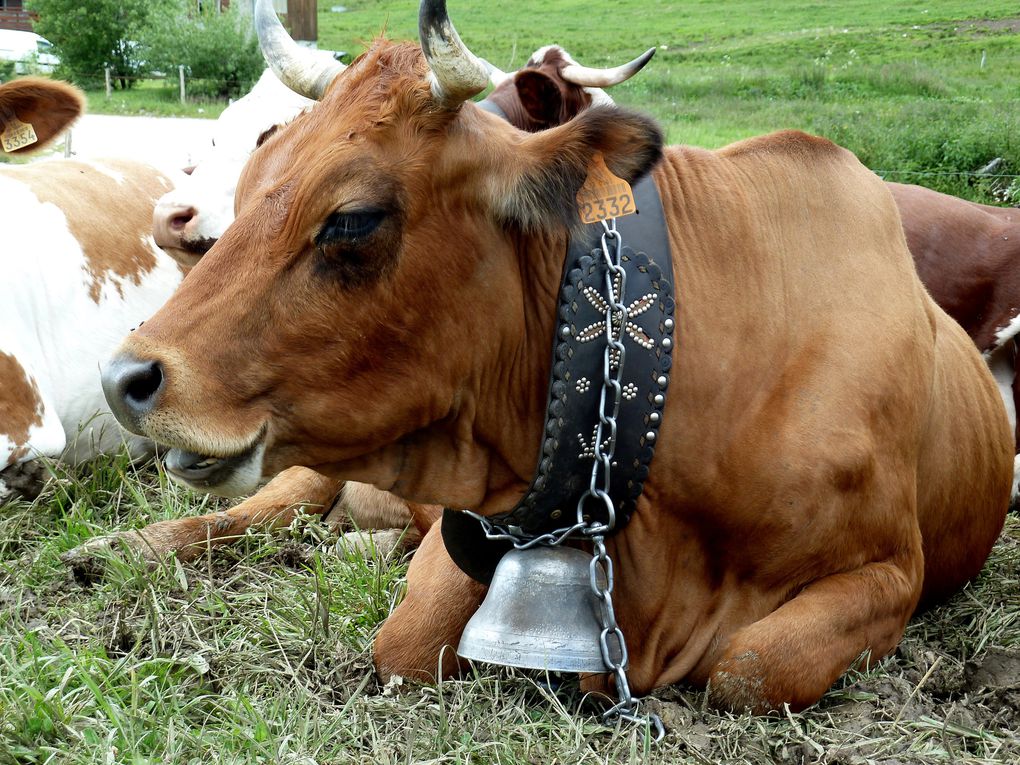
(49, 113, 215, 174)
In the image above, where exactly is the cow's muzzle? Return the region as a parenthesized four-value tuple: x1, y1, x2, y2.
(165, 439, 266, 497)
(101, 354, 165, 434)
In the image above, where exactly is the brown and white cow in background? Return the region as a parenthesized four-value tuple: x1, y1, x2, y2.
(0, 78, 186, 503)
(98, 0, 1010, 713)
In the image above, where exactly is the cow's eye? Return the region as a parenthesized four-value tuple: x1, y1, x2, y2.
(317, 209, 385, 245)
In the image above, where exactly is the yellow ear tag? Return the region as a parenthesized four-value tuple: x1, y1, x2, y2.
(1, 117, 39, 153)
(576, 152, 636, 224)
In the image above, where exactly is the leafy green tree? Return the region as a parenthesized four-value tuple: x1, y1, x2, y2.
(142, 3, 265, 99)
(28, 0, 174, 89)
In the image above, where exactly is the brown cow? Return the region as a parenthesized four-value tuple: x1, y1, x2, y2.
(483, 44, 653, 132)
(99, 0, 1010, 712)
(69, 43, 655, 566)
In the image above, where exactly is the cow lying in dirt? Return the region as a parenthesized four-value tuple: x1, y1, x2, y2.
(66, 42, 655, 565)
(98, 0, 1010, 713)
(0, 78, 184, 502)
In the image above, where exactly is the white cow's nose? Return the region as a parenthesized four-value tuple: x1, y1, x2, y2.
(152, 201, 198, 249)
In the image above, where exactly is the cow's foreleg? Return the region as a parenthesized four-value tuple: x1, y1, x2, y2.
(374, 519, 486, 682)
(705, 556, 923, 712)
(62, 466, 343, 569)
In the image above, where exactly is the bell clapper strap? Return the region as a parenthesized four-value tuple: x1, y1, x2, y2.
(464, 218, 665, 743)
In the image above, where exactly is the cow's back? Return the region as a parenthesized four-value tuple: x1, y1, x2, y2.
(641, 131, 1009, 615)
(0, 158, 184, 481)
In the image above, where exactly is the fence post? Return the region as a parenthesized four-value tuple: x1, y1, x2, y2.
(178, 65, 186, 104)
(104, 67, 111, 98)
(63, 129, 72, 158)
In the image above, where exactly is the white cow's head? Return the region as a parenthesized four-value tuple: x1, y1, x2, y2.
(151, 64, 331, 266)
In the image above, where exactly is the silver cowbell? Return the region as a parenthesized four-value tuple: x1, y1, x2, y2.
(457, 545, 608, 672)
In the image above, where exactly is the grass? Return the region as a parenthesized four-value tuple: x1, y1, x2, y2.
(315, 0, 1020, 202)
(0, 455, 1017, 764)
(82, 80, 228, 119)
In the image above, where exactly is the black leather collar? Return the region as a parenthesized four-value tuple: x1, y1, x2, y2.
(444, 174, 675, 584)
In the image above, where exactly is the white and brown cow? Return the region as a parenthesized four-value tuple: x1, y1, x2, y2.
(98, 0, 1010, 713)
(0, 78, 419, 560)
(0, 78, 185, 503)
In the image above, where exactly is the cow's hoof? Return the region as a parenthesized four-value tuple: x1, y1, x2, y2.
(60, 531, 164, 582)
(336, 528, 406, 559)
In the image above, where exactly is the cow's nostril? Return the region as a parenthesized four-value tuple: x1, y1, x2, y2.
(102, 356, 166, 433)
(170, 209, 196, 230)
(124, 361, 164, 406)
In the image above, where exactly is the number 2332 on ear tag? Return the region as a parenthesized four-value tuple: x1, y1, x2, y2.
(1, 118, 39, 153)
(576, 152, 636, 224)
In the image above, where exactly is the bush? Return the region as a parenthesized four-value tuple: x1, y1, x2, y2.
(142, 4, 264, 100)
(27, 0, 173, 88)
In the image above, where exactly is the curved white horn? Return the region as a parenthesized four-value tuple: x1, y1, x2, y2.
(560, 47, 656, 88)
(255, 0, 346, 101)
(419, 0, 490, 106)
(482, 58, 512, 88)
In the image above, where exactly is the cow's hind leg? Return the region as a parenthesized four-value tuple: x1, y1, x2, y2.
(374, 519, 486, 682)
(707, 555, 923, 712)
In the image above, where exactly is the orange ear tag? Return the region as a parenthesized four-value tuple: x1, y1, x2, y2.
(1, 117, 38, 153)
(576, 152, 636, 225)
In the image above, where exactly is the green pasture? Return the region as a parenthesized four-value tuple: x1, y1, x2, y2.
(3, 2, 1020, 763)
(316, 0, 1020, 202)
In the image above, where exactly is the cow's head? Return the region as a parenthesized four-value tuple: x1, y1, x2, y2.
(486, 45, 653, 132)
(0, 77, 83, 154)
(151, 57, 340, 268)
(101, 0, 662, 501)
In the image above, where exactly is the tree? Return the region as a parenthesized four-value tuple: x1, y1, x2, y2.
(28, 0, 175, 89)
(142, 3, 265, 100)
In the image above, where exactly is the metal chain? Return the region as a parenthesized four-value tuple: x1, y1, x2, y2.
(465, 216, 663, 743)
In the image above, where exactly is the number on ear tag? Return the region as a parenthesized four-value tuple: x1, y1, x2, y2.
(576, 152, 636, 225)
(1, 118, 39, 153)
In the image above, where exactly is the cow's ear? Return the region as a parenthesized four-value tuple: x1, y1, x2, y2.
(0, 77, 84, 154)
(514, 69, 562, 126)
(489, 105, 663, 231)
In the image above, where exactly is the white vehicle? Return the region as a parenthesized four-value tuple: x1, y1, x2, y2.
(0, 30, 59, 75)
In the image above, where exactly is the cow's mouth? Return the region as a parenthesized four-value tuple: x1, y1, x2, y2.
(164, 434, 266, 497)
(179, 236, 218, 256)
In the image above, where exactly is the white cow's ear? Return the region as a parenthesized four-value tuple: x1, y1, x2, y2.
(486, 105, 663, 232)
(0, 77, 84, 154)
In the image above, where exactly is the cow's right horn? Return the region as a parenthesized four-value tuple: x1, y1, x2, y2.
(419, 0, 490, 107)
(254, 0, 346, 101)
(560, 48, 657, 88)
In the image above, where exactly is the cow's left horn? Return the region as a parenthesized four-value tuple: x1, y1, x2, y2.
(419, 0, 490, 106)
(560, 47, 656, 88)
(254, 0, 346, 100)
